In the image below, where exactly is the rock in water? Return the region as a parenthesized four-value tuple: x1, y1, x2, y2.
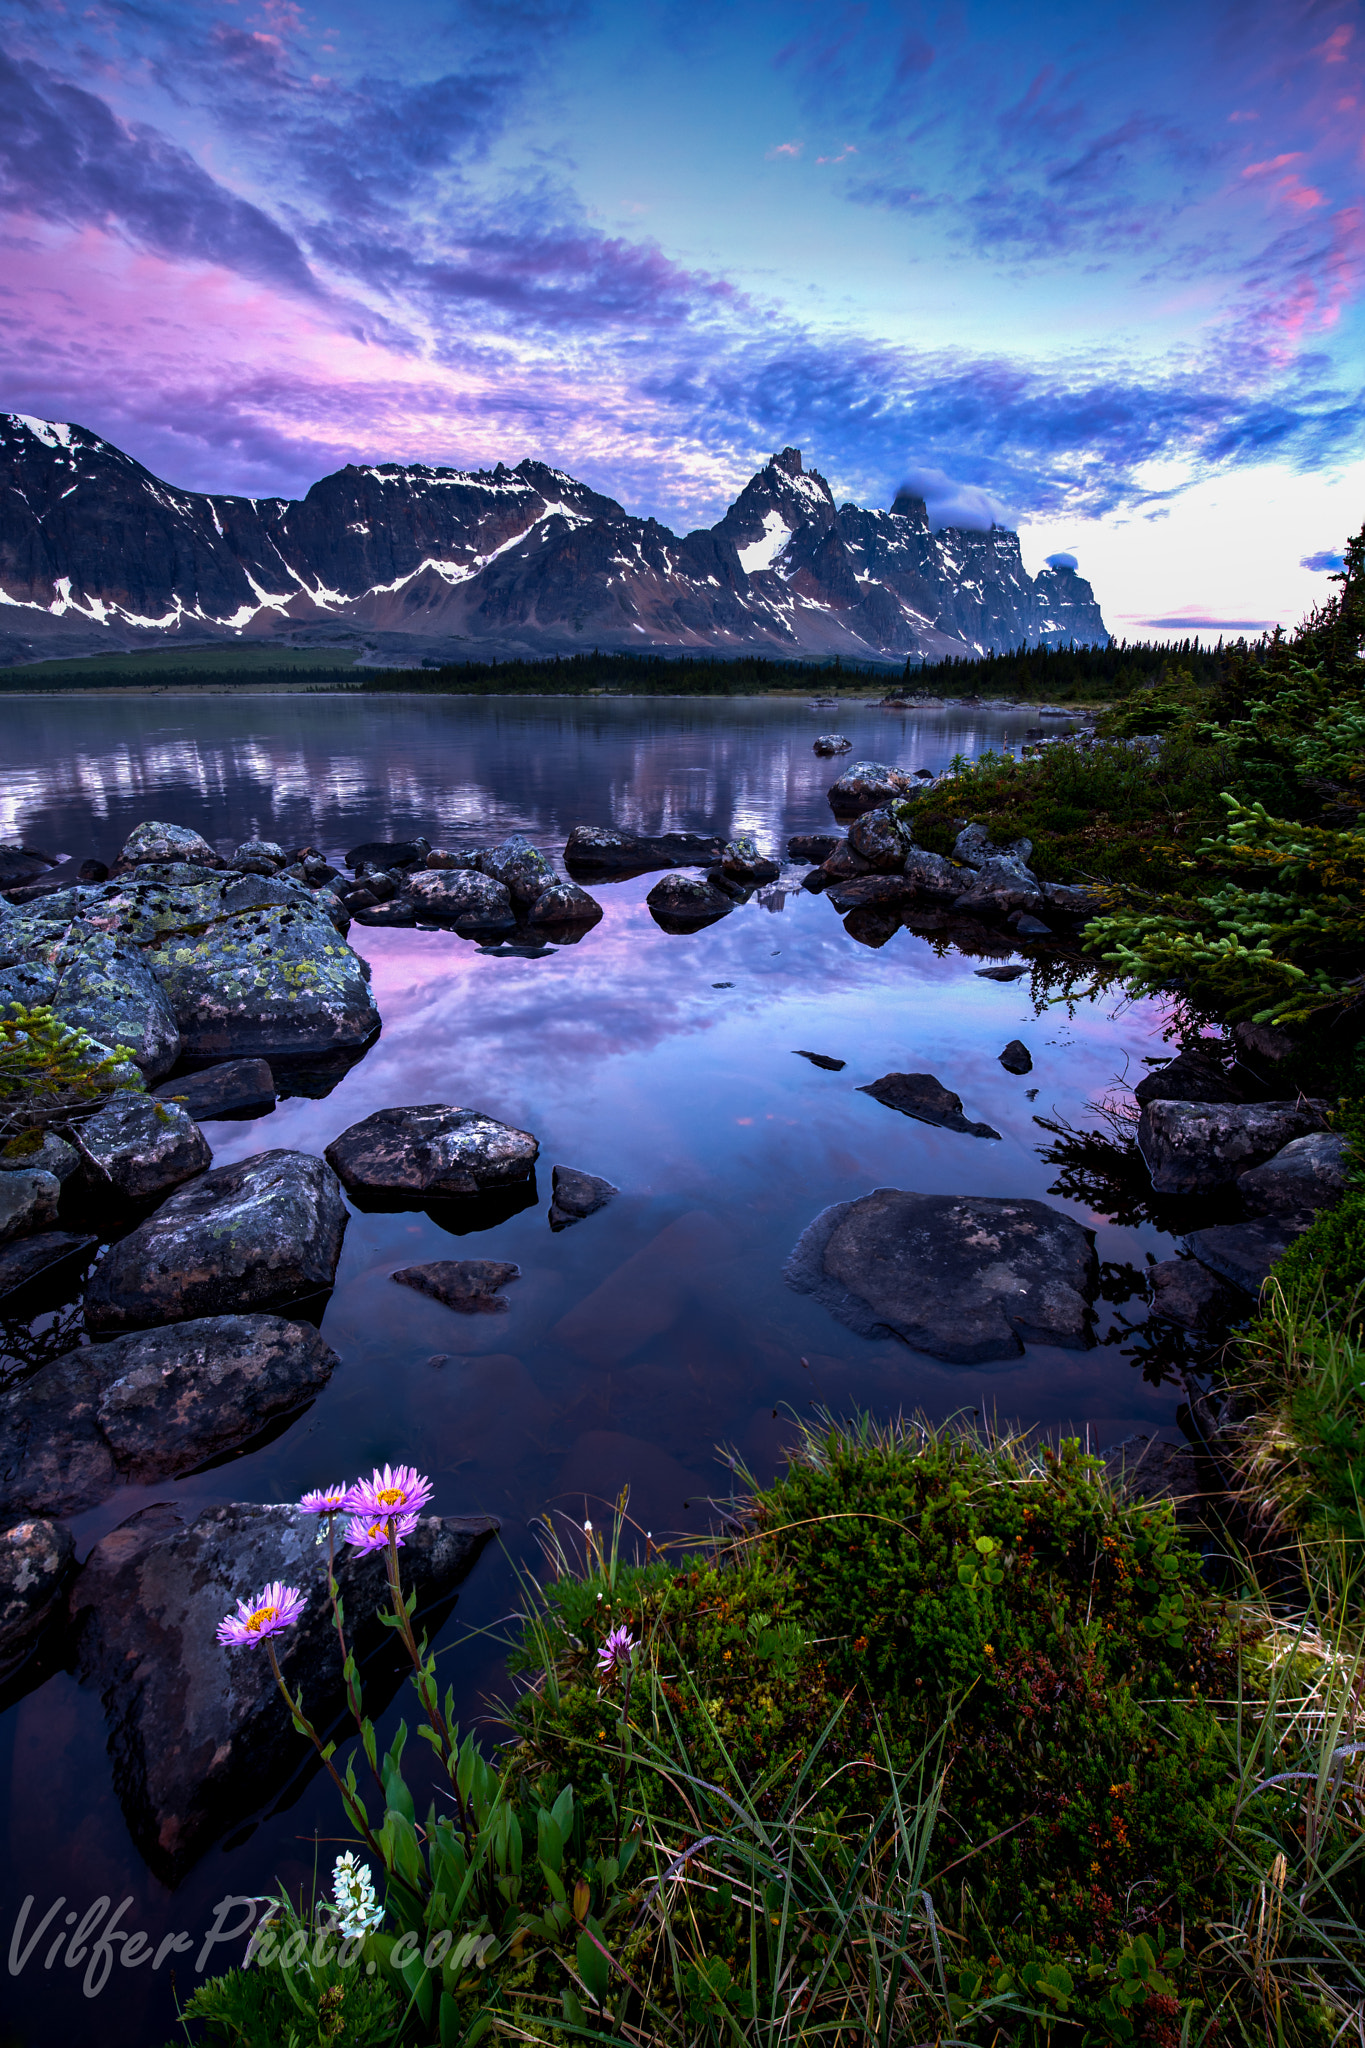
(392, 1260, 520, 1312)
(1133, 1047, 1245, 1106)
(526, 881, 604, 928)
(0, 1315, 339, 1517)
(70, 1093, 212, 1211)
(0, 925, 181, 1081)
(793, 1050, 846, 1072)
(826, 762, 916, 816)
(812, 734, 852, 754)
(144, 901, 379, 1060)
(1236, 1133, 1351, 1222)
(975, 964, 1029, 981)
(901, 848, 967, 902)
(152, 1058, 276, 1122)
(1148, 1259, 1245, 1332)
(1182, 1219, 1304, 1297)
(720, 838, 781, 885)
(999, 1040, 1033, 1075)
(858, 1072, 1002, 1140)
(115, 821, 224, 871)
(407, 868, 517, 931)
(477, 836, 558, 907)
(0, 1517, 75, 1682)
(1137, 1099, 1330, 1194)
(563, 826, 727, 875)
(825, 874, 915, 912)
(0, 1230, 98, 1311)
(326, 1105, 539, 1202)
(848, 806, 917, 871)
(785, 1188, 1097, 1363)
(646, 874, 736, 928)
(548, 1164, 618, 1230)
(69, 1501, 497, 1879)
(787, 834, 842, 862)
(84, 1150, 348, 1332)
(344, 838, 431, 873)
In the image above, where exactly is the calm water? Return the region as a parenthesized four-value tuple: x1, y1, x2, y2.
(0, 692, 1180, 2046)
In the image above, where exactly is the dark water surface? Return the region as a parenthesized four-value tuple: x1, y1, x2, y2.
(0, 694, 1179, 2046)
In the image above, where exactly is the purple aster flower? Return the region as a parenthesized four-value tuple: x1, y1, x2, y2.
(299, 1483, 351, 1515)
(346, 1464, 434, 1520)
(345, 1510, 419, 1556)
(596, 1624, 636, 1682)
(217, 1581, 307, 1648)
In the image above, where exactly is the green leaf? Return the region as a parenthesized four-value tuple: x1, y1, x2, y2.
(576, 1929, 611, 2006)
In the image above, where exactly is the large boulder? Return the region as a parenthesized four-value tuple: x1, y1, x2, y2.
(0, 1315, 338, 1518)
(69, 1501, 497, 1880)
(901, 847, 967, 902)
(527, 881, 603, 928)
(70, 1093, 211, 1211)
(326, 1105, 539, 1203)
(848, 806, 917, 871)
(84, 1150, 348, 1332)
(218, 870, 350, 936)
(407, 868, 516, 932)
(114, 821, 224, 871)
(1236, 1133, 1352, 1222)
(646, 874, 736, 928)
(952, 856, 1045, 919)
(477, 836, 558, 907)
(824, 873, 914, 912)
(0, 924, 181, 1080)
(812, 734, 852, 755)
(0, 1517, 75, 1682)
(564, 825, 726, 875)
(826, 762, 916, 816)
(144, 901, 379, 1060)
(786, 1188, 1097, 1363)
(858, 1072, 1001, 1139)
(1182, 1219, 1303, 1298)
(0, 1168, 60, 1243)
(1138, 1099, 1330, 1195)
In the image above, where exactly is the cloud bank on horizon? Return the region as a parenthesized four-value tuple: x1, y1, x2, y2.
(0, 0, 1362, 635)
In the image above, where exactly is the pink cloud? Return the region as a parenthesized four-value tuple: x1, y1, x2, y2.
(816, 143, 859, 165)
(1316, 23, 1353, 63)
(766, 140, 803, 160)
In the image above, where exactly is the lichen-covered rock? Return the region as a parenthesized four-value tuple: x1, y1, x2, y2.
(527, 881, 604, 927)
(83, 1149, 348, 1332)
(719, 837, 781, 884)
(326, 1105, 539, 1201)
(1236, 1133, 1351, 1221)
(812, 734, 852, 754)
(407, 867, 517, 931)
(953, 826, 1033, 870)
(144, 901, 378, 1060)
(116, 821, 223, 870)
(0, 1168, 60, 1244)
(826, 761, 916, 815)
(231, 839, 287, 870)
(0, 923, 181, 1080)
(477, 836, 558, 907)
(848, 806, 917, 871)
(549, 1164, 618, 1231)
(901, 847, 966, 902)
(218, 870, 350, 936)
(646, 873, 736, 927)
(0, 1517, 75, 1681)
(786, 1188, 1097, 1363)
(1138, 1099, 1331, 1195)
(0, 1314, 339, 1518)
(71, 1093, 212, 1209)
(0, 1128, 79, 1181)
(69, 1500, 497, 1879)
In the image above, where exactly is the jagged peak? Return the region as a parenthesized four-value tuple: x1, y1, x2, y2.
(770, 446, 804, 478)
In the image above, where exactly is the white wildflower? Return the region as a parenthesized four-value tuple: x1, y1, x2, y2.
(332, 1851, 384, 1937)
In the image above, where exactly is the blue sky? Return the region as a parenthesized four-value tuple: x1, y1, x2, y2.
(1, 0, 1362, 633)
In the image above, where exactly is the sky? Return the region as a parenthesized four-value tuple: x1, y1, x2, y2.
(1, 0, 1363, 638)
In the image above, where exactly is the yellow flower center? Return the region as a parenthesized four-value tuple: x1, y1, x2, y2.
(246, 1605, 278, 1633)
(367, 1522, 386, 1542)
(377, 1487, 405, 1506)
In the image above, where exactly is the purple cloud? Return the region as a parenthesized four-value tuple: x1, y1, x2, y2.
(1300, 547, 1344, 570)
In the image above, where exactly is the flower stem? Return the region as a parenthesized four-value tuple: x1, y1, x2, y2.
(326, 1515, 385, 1797)
(265, 1640, 388, 1871)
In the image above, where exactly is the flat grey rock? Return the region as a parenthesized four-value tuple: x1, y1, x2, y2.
(1138, 1099, 1329, 1194)
(999, 1039, 1033, 1074)
(859, 1072, 1002, 1140)
(646, 873, 736, 926)
(0, 1517, 75, 1682)
(0, 1167, 59, 1244)
(406, 867, 516, 931)
(1183, 1219, 1302, 1297)
(785, 1187, 1096, 1363)
(153, 1057, 276, 1122)
(84, 1149, 348, 1332)
(71, 1092, 211, 1210)
(0, 1314, 338, 1518)
(393, 1259, 520, 1312)
(1148, 1257, 1245, 1331)
(1237, 1132, 1351, 1221)
(826, 761, 916, 815)
(326, 1104, 539, 1202)
(548, 1164, 618, 1231)
(69, 1501, 497, 1879)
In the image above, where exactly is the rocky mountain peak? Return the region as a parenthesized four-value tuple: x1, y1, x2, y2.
(771, 447, 804, 478)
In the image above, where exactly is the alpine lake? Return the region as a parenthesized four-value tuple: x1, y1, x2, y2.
(0, 689, 1193, 2046)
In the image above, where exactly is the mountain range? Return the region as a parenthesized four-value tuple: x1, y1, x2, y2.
(0, 417, 1107, 668)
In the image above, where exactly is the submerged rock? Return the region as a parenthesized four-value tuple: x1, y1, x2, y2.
(826, 761, 916, 816)
(793, 1050, 846, 1072)
(0, 1315, 339, 1518)
(407, 867, 517, 931)
(1182, 1219, 1303, 1297)
(548, 1164, 618, 1231)
(392, 1260, 520, 1313)
(152, 1058, 276, 1122)
(0, 1517, 75, 1683)
(1138, 1099, 1330, 1195)
(84, 1149, 348, 1332)
(69, 1501, 497, 1880)
(859, 1072, 1002, 1140)
(326, 1105, 539, 1203)
(786, 1188, 1097, 1363)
